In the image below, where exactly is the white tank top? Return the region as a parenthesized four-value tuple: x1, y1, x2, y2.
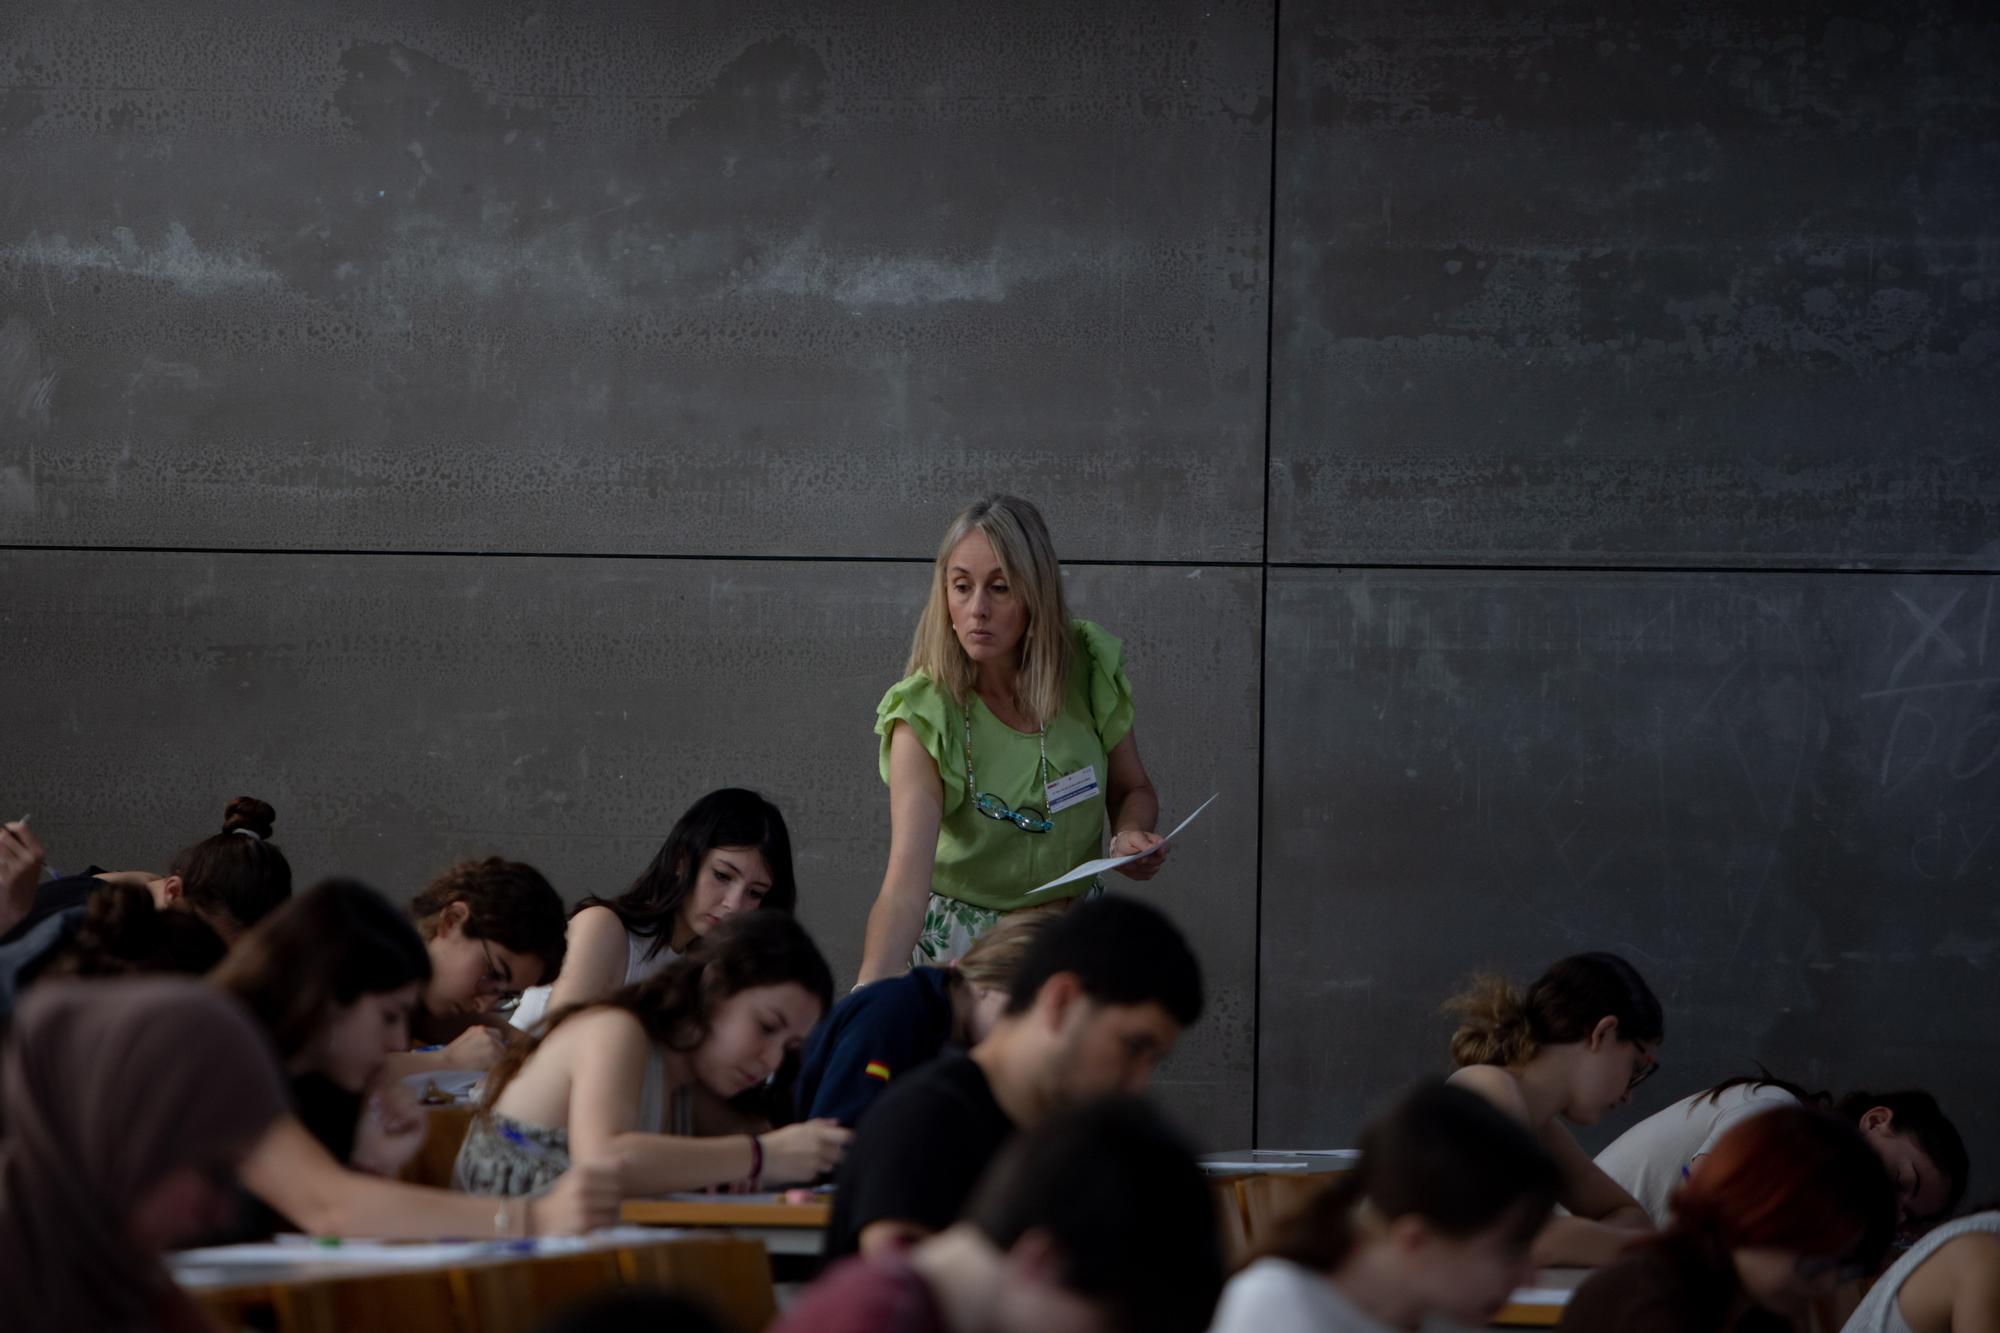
(508, 924, 680, 1031)
(1842, 1212, 2000, 1333)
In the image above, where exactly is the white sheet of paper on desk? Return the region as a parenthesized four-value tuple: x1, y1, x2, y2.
(1026, 793, 1217, 895)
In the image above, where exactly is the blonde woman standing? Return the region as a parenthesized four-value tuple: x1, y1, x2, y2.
(854, 495, 1169, 986)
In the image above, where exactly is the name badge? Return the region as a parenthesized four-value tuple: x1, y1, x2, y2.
(1045, 766, 1101, 815)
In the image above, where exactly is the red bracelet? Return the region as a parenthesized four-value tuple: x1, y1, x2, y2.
(747, 1133, 764, 1190)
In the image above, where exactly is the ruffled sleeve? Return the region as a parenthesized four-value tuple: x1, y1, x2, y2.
(875, 672, 967, 815)
(1073, 619, 1136, 752)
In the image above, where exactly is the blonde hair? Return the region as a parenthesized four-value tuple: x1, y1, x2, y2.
(907, 494, 1073, 728)
(951, 910, 1055, 992)
(1443, 974, 1537, 1068)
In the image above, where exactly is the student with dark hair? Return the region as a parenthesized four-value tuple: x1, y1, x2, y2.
(796, 911, 1053, 1128)
(1445, 952, 1663, 1266)
(1597, 1072, 1969, 1235)
(0, 798, 292, 947)
(398, 856, 569, 1073)
(824, 894, 1203, 1259)
(511, 788, 799, 1031)
(777, 1097, 1224, 1333)
(1560, 1106, 1896, 1332)
(1211, 1081, 1561, 1333)
(210, 879, 433, 1235)
(0, 882, 226, 1025)
(455, 912, 849, 1198)
(1842, 1201, 2000, 1333)
(211, 879, 625, 1243)
(0, 978, 290, 1333)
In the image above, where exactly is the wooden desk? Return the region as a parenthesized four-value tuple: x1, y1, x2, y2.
(622, 1197, 829, 1259)
(1491, 1267, 1588, 1327)
(175, 1228, 775, 1333)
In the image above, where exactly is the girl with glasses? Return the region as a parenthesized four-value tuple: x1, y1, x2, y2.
(1561, 1106, 1896, 1332)
(854, 494, 1170, 985)
(509, 788, 798, 1032)
(395, 856, 568, 1075)
(1445, 952, 1665, 1266)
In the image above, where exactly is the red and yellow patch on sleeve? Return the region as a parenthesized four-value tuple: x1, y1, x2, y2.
(864, 1061, 892, 1082)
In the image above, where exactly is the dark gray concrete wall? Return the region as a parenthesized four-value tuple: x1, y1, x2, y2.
(1263, 0, 2000, 1201)
(5, 1, 1998, 1180)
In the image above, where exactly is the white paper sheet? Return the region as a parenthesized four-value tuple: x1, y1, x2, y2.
(1025, 793, 1218, 895)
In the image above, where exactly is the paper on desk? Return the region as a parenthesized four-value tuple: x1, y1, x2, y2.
(1025, 793, 1217, 895)
(1251, 1148, 1361, 1159)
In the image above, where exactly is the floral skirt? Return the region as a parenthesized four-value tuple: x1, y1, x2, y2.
(911, 882, 1102, 969)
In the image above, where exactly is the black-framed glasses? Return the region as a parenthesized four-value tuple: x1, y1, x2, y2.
(972, 791, 1054, 834)
(1627, 1049, 1660, 1094)
(479, 938, 522, 1014)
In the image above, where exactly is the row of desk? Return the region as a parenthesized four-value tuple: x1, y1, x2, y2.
(177, 1117, 1580, 1331)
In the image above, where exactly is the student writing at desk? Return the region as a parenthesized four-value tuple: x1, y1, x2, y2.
(391, 856, 568, 1077)
(855, 494, 1169, 985)
(1445, 952, 1662, 1267)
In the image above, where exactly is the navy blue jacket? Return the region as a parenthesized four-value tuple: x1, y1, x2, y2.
(793, 967, 959, 1128)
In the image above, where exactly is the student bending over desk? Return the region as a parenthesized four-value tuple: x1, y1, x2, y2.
(1210, 1080, 1560, 1333)
(1561, 1106, 1896, 1333)
(1595, 1072, 1968, 1238)
(1445, 952, 1662, 1267)
(775, 1097, 1224, 1333)
(795, 910, 1052, 1128)
(391, 855, 569, 1077)
(456, 912, 850, 1198)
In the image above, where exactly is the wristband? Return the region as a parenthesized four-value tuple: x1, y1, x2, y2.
(747, 1133, 765, 1191)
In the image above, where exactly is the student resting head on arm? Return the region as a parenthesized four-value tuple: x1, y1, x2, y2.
(795, 909, 1053, 1128)
(1444, 951, 1664, 1267)
(774, 1096, 1225, 1333)
(0, 978, 289, 1333)
(824, 893, 1203, 1260)
(1211, 1080, 1561, 1333)
(510, 787, 800, 1032)
(1559, 1105, 1896, 1333)
(455, 910, 849, 1200)
(0, 796, 292, 948)
(856, 494, 1171, 987)
(1595, 1070, 1969, 1238)
(400, 855, 568, 1073)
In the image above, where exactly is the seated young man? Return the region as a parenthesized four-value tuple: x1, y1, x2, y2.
(822, 894, 1203, 1259)
(775, 1097, 1224, 1333)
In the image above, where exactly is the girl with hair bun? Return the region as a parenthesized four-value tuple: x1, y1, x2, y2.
(0, 797, 292, 948)
(1560, 1106, 1896, 1332)
(1444, 952, 1664, 1266)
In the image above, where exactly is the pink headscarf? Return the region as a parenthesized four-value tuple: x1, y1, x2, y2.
(0, 978, 287, 1331)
